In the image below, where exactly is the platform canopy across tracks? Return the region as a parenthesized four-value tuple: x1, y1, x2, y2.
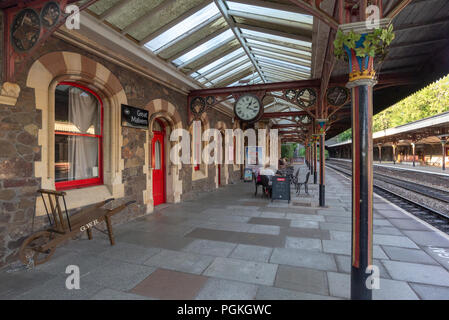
(1, 0, 449, 300)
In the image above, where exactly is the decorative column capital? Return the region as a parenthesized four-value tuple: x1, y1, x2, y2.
(315, 119, 328, 135)
(0, 82, 21, 106)
(334, 19, 393, 86)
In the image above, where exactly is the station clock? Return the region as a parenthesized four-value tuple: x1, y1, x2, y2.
(234, 94, 262, 122)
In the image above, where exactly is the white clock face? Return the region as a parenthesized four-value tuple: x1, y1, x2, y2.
(235, 95, 261, 121)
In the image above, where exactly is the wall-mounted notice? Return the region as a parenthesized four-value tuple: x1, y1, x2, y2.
(121, 104, 149, 129)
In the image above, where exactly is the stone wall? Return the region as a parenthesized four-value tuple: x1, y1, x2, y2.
(0, 34, 236, 267)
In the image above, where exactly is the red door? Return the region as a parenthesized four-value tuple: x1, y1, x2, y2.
(152, 131, 165, 206)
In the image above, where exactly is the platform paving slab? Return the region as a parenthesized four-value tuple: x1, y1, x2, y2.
(195, 278, 258, 300)
(409, 283, 449, 300)
(90, 288, 154, 300)
(98, 242, 161, 264)
(144, 249, 214, 275)
(382, 245, 439, 265)
(130, 269, 208, 300)
(255, 286, 339, 300)
(382, 260, 449, 286)
(327, 272, 419, 300)
(270, 248, 337, 271)
(229, 244, 273, 263)
(274, 265, 329, 296)
(181, 239, 237, 257)
(15, 275, 104, 300)
(334, 255, 391, 279)
(401, 230, 449, 247)
(285, 237, 322, 251)
(0, 270, 55, 299)
(82, 260, 157, 291)
(203, 257, 278, 286)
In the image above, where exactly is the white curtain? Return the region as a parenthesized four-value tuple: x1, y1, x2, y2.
(68, 87, 99, 181)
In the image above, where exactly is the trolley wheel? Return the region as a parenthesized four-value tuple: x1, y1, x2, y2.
(19, 231, 56, 266)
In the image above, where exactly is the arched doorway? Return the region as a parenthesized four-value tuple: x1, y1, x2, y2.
(152, 119, 165, 206)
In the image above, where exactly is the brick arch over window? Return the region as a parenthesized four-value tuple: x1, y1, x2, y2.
(27, 51, 127, 214)
(142, 99, 184, 212)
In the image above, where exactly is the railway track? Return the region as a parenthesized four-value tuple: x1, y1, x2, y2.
(327, 160, 449, 203)
(326, 163, 449, 234)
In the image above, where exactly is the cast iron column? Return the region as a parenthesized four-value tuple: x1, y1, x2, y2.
(342, 29, 381, 299)
(442, 141, 447, 171)
(314, 139, 318, 184)
(377, 144, 382, 163)
(411, 142, 416, 167)
(319, 133, 326, 206)
(392, 144, 396, 164)
(347, 78, 376, 300)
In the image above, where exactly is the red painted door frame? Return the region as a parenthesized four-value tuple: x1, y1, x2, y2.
(152, 124, 165, 206)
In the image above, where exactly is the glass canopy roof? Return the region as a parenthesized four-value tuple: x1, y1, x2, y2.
(85, 0, 314, 89)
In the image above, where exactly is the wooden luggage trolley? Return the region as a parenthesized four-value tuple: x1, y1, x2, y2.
(19, 189, 135, 267)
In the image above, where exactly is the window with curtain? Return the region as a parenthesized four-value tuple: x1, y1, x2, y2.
(154, 140, 161, 170)
(54, 83, 103, 190)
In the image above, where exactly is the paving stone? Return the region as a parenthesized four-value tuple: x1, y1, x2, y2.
(259, 211, 287, 218)
(248, 217, 291, 227)
(99, 242, 161, 264)
(255, 286, 338, 300)
(327, 272, 418, 300)
(319, 222, 351, 232)
(33, 251, 111, 276)
(421, 246, 449, 272)
(401, 230, 449, 247)
(388, 218, 430, 230)
(409, 283, 449, 300)
(373, 234, 419, 249)
(229, 244, 273, 263)
(208, 215, 251, 223)
(285, 237, 322, 251)
(83, 260, 156, 291)
(90, 288, 153, 300)
(374, 209, 406, 219)
(322, 240, 388, 259)
(382, 245, 438, 265)
(248, 224, 281, 235)
(118, 231, 194, 251)
(203, 257, 278, 286)
(144, 250, 214, 275)
(334, 255, 391, 279)
(373, 226, 403, 236)
(0, 270, 56, 299)
(270, 248, 337, 271)
(182, 239, 237, 257)
(195, 278, 258, 300)
(329, 231, 351, 241)
(275, 265, 329, 295)
(283, 227, 331, 240)
(382, 260, 449, 286)
(285, 214, 325, 222)
(290, 220, 319, 228)
(130, 269, 208, 300)
(15, 275, 104, 300)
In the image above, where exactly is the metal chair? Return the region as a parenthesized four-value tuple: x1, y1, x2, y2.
(296, 172, 310, 195)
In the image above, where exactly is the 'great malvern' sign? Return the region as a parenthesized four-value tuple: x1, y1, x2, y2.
(121, 104, 149, 129)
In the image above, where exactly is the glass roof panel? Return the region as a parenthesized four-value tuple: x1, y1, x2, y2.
(194, 47, 245, 75)
(227, 2, 313, 25)
(144, 2, 220, 51)
(247, 38, 311, 56)
(203, 56, 249, 80)
(172, 29, 234, 65)
(241, 28, 311, 48)
(210, 61, 253, 84)
(256, 56, 311, 72)
(252, 48, 311, 65)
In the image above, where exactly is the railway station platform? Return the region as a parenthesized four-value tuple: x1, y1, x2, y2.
(330, 158, 449, 177)
(1, 165, 449, 300)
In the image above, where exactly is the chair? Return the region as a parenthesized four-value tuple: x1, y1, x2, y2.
(296, 172, 310, 195)
(260, 175, 272, 198)
(291, 168, 300, 185)
(254, 172, 264, 196)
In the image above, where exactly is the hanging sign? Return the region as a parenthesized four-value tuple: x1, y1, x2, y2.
(121, 104, 149, 129)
